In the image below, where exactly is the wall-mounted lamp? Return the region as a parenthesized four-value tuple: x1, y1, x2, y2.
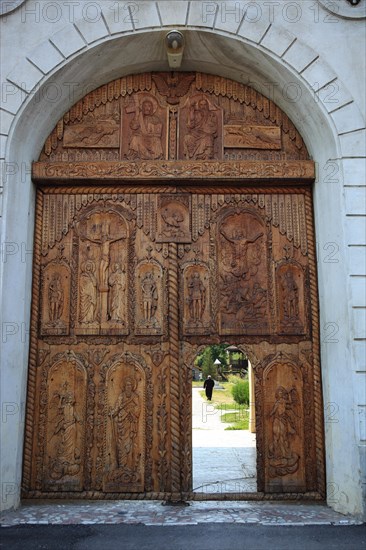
(165, 30, 185, 69)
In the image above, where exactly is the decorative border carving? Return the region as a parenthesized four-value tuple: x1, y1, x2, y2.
(32, 160, 315, 182)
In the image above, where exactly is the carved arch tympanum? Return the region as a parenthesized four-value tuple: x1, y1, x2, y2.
(24, 72, 324, 501)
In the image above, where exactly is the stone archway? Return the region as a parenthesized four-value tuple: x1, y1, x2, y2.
(1, 11, 363, 515)
(22, 72, 324, 500)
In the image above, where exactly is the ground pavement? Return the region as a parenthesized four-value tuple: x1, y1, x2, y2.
(192, 386, 256, 493)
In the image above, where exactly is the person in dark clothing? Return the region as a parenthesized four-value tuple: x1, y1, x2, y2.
(203, 375, 215, 401)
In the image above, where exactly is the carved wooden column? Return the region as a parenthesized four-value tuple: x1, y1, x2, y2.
(167, 242, 182, 497)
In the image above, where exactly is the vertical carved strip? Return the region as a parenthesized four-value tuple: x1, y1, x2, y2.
(168, 243, 181, 494)
(279, 194, 286, 235)
(22, 190, 43, 491)
(42, 194, 49, 255)
(265, 194, 272, 222)
(49, 195, 56, 249)
(292, 194, 300, 248)
(157, 364, 169, 491)
(298, 195, 308, 255)
(198, 194, 205, 236)
(180, 362, 192, 493)
(204, 195, 211, 229)
(75, 194, 82, 211)
(63, 195, 69, 236)
(192, 194, 198, 242)
(305, 191, 325, 497)
(169, 107, 178, 160)
(137, 195, 143, 228)
(151, 195, 157, 241)
(286, 194, 293, 242)
(143, 197, 150, 235)
(56, 195, 63, 242)
(272, 195, 279, 227)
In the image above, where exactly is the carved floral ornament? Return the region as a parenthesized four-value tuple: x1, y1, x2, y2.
(33, 72, 315, 184)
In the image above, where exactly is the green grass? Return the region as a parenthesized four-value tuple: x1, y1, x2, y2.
(225, 420, 249, 430)
(195, 382, 251, 430)
(215, 402, 246, 411)
(196, 381, 237, 406)
(221, 411, 249, 430)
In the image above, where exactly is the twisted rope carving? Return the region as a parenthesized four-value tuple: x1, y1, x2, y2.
(22, 191, 43, 491)
(168, 242, 181, 494)
(39, 185, 309, 195)
(305, 191, 325, 498)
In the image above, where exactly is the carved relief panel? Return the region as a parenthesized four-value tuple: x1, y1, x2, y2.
(261, 357, 307, 493)
(218, 209, 269, 336)
(182, 264, 211, 335)
(121, 92, 168, 160)
(156, 194, 191, 243)
(38, 72, 311, 166)
(103, 358, 146, 492)
(41, 355, 88, 492)
(25, 72, 323, 501)
(40, 258, 71, 336)
(135, 261, 164, 335)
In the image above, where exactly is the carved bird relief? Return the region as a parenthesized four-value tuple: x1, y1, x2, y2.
(152, 72, 195, 104)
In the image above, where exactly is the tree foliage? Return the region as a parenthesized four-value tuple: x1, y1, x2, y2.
(231, 377, 249, 405)
(195, 344, 228, 379)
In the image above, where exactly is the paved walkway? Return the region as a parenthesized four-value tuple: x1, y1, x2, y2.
(1, 500, 360, 527)
(192, 387, 256, 493)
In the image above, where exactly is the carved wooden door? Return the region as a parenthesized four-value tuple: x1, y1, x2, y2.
(23, 185, 323, 499)
(24, 72, 324, 500)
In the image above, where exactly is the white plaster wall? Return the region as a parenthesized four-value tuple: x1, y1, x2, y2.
(1, 0, 365, 516)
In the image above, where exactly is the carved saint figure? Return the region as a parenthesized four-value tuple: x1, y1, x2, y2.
(282, 271, 299, 320)
(109, 376, 140, 474)
(268, 385, 300, 476)
(48, 273, 64, 322)
(187, 271, 206, 321)
(79, 260, 98, 323)
(141, 272, 158, 322)
(108, 263, 126, 321)
(127, 98, 163, 160)
(184, 98, 218, 160)
(49, 383, 81, 480)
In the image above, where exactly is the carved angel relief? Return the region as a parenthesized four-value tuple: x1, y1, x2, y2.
(44, 359, 87, 491)
(263, 360, 305, 493)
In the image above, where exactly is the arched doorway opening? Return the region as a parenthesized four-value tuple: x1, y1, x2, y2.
(192, 344, 257, 497)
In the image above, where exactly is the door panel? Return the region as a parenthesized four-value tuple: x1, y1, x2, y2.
(23, 186, 323, 499)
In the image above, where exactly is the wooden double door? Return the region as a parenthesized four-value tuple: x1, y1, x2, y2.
(23, 184, 324, 500)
